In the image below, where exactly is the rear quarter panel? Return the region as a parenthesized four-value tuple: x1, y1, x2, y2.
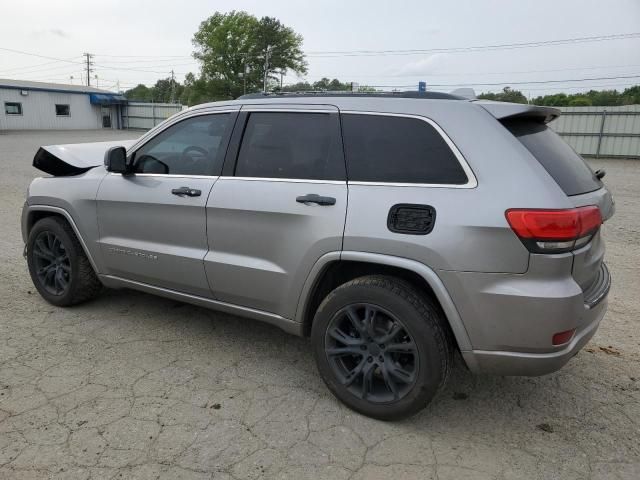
(342, 101, 572, 274)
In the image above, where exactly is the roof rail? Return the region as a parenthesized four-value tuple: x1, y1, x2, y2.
(238, 90, 466, 100)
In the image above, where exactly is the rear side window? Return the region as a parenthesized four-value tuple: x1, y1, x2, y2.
(503, 119, 602, 196)
(235, 112, 345, 180)
(341, 114, 468, 184)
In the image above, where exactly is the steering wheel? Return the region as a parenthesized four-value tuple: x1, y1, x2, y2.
(180, 146, 208, 166)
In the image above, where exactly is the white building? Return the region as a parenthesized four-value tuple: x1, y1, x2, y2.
(0, 79, 127, 131)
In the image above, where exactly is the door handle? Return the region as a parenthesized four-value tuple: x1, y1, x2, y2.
(296, 194, 336, 206)
(171, 186, 201, 197)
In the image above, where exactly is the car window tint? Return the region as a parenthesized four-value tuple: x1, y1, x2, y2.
(134, 114, 232, 176)
(341, 114, 468, 184)
(235, 112, 345, 180)
(503, 118, 602, 196)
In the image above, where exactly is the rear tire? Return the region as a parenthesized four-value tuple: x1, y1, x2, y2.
(27, 217, 102, 307)
(311, 275, 451, 420)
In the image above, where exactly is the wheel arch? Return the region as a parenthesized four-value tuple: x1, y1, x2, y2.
(23, 205, 99, 274)
(296, 251, 473, 353)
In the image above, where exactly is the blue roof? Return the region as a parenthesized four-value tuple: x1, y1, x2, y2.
(89, 93, 127, 105)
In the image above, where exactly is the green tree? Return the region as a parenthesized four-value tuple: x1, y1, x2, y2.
(192, 11, 306, 98)
(477, 87, 528, 104)
(149, 77, 184, 103)
(586, 89, 620, 106)
(621, 85, 640, 105)
(568, 96, 592, 106)
(124, 84, 152, 102)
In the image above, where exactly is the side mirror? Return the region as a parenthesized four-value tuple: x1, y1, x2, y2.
(104, 146, 128, 174)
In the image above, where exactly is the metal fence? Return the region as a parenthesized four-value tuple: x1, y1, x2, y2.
(549, 105, 640, 158)
(122, 102, 185, 130)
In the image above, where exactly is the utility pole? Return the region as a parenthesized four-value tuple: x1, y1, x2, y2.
(279, 69, 284, 90)
(263, 45, 272, 93)
(83, 53, 94, 87)
(170, 70, 176, 103)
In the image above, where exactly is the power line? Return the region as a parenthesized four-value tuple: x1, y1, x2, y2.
(97, 58, 197, 65)
(304, 32, 640, 57)
(312, 74, 640, 89)
(0, 58, 80, 75)
(0, 46, 85, 64)
(520, 81, 640, 92)
(80, 31, 640, 64)
(1, 62, 84, 78)
(92, 63, 188, 75)
(294, 63, 640, 80)
(93, 53, 192, 58)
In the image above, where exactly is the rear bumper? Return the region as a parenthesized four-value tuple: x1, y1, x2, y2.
(462, 296, 606, 376)
(439, 259, 611, 376)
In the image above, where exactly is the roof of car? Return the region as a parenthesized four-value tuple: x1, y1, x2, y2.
(188, 90, 471, 113)
(237, 91, 466, 101)
(185, 92, 560, 124)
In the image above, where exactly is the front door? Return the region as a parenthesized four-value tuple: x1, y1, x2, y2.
(205, 107, 348, 319)
(96, 110, 237, 297)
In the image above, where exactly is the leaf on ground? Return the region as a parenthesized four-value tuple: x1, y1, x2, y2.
(599, 346, 621, 356)
(536, 423, 554, 433)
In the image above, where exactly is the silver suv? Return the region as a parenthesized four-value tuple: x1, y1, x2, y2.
(22, 92, 614, 420)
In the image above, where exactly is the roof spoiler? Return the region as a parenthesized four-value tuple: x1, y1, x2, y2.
(475, 101, 560, 124)
(450, 88, 476, 100)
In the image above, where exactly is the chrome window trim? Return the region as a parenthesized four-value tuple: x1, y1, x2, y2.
(108, 172, 219, 180)
(340, 110, 478, 189)
(240, 107, 338, 114)
(219, 176, 346, 185)
(128, 109, 239, 154)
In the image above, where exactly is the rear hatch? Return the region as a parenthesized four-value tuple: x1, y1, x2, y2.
(500, 112, 614, 295)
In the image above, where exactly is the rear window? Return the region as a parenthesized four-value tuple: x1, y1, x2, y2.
(341, 114, 468, 184)
(504, 119, 602, 196)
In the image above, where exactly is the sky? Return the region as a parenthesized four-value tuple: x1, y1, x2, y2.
(1, 0, 639, 97)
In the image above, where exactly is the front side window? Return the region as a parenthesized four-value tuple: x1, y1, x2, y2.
(4, 102, 22, 115)
(55, 104, 70, 116)
(235, 112, 345, 180)
(341, 114, 468, 184)
(133, 113, 232, 176)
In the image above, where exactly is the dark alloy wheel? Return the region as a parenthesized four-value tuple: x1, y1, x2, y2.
(325, 304, 418, 403)
(32, 231, 71, 296)
(312, 275, 452, 420)
(27, 216, 102, 307)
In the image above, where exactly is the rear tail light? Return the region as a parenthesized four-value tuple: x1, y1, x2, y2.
(506, 206, 602, 254)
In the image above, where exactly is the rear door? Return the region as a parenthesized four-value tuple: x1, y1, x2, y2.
(204, 106, 347, 318)
(503, 118, 615, 291)
(96, 109, 237, 297)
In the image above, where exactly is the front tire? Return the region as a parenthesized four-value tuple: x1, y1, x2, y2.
(26, 217, 102, 307)
(311, 275, 452, 420)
